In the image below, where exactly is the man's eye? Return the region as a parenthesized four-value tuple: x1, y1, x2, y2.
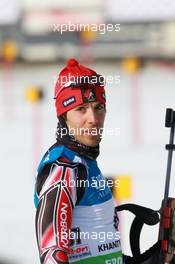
(95, 104, 104, 110)
(76, 106, 85, 111)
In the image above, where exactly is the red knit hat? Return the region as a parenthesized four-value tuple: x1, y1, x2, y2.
(54, 58, 106, 117)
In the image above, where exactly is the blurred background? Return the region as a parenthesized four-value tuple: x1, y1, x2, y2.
(0, 0, 175, 263)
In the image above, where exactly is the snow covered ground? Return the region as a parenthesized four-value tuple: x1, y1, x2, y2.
(0, 61, 175, 263)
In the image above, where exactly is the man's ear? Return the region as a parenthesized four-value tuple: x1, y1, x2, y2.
(63, 113, 67, 121)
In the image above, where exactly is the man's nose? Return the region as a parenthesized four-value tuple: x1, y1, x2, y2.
(87, 108, 98, 125)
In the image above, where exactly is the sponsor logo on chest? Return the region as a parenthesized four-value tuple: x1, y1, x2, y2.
(69, 245, 91, 259)
(98, 240, 121, 252)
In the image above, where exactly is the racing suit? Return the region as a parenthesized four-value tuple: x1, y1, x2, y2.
(34, 144, 123, 264)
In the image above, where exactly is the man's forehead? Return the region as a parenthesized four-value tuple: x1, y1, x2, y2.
(78, 101, 102, 107)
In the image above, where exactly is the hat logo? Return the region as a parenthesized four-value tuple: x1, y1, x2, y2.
(83, 88, 96, 102)
(63, 96, 76, 107)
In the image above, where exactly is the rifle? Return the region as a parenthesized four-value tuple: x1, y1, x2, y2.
(158, 108, 175, 263)
(115, 108, 175, 264)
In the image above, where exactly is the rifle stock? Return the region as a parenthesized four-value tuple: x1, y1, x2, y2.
(158, 109, 175, 263)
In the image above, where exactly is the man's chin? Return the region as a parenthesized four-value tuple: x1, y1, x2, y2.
(82, 136, 102, 147)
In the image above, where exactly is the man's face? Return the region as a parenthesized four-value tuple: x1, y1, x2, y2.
(66, 101, 106, 147)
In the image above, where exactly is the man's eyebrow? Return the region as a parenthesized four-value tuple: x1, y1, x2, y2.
(94, 102, 102, 106)
(75, 103, 88, 108)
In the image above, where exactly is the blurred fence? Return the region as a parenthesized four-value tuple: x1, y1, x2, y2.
(1, 0, 175, 62)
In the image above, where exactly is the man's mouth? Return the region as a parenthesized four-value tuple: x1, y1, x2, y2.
(82, 128, 99, 135)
